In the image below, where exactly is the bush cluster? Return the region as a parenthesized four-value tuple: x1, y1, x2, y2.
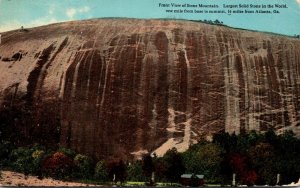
(0, 144, 108, 182)
(0, 130, 299, 185)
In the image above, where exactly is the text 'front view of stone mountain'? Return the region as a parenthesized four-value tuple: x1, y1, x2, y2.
(0, 18, 300, 160)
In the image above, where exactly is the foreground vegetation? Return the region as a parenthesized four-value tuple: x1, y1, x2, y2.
(0, 130, 299, 186)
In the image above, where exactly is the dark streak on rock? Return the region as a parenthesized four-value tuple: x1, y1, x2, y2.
(25, 44, 55, 105)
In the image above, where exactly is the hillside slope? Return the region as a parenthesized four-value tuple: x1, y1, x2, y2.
(0, 18, 300, 160)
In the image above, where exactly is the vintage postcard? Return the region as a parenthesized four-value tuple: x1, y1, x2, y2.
(0, 0, 300, 187)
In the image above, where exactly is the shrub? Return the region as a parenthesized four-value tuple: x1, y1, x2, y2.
(32, 150, 45, 159)
(57, 147, 76, 158)
(94, 160, 108, 182)
(9, 147, 35, 175)
(73, 154, 93, 179)
(42, 152, 74, 179)
(31, 150, 45, 177)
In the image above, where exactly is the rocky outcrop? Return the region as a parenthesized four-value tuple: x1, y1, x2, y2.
(0, 18, 300, 160)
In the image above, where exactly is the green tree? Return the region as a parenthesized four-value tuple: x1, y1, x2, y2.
(247, 130, 262, 146)
(126, 161, 147, 182)
(263, 129, 278, 146)
(154, 157, 168, 182)
(116, 160, 127, 183)
(183, 142, 223, 183)
(94, 160, 108, 182)
(248, 142, 276, 185)
(228, 153, 257, 185)
(142, 154, 155, 184)
(213, 132, 237, 153)
(276, 131, 300, 184)
(163, 148, 185, 184)
(236, 133, 251, 153)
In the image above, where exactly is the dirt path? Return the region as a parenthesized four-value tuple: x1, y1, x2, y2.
(0, 170, 101, 186)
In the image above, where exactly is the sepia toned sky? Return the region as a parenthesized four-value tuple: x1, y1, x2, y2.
(0, 0, 300, 35)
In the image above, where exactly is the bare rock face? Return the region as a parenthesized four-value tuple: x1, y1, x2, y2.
(0, 19, 300, 160)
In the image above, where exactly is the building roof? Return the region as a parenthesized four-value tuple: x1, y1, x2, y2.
(196, 175, 204, 179)
(181, 174, 192, 178)
(181, 174, 204, 179)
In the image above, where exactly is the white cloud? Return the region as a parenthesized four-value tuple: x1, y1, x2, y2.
(297, 0, 300, 5)
(66, 6, 91, 20)
(0, 2, 64, 33)
(79, 6, 90, 13)
(66, 8, 77, 19)
(0, 5, 91, 32)
(48, 5, 56, 15)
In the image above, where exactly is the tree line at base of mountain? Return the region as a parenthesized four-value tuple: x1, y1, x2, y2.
(0, 130, 299, 186)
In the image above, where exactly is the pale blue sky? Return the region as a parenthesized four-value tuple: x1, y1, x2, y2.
(0, 0, 300, 35)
